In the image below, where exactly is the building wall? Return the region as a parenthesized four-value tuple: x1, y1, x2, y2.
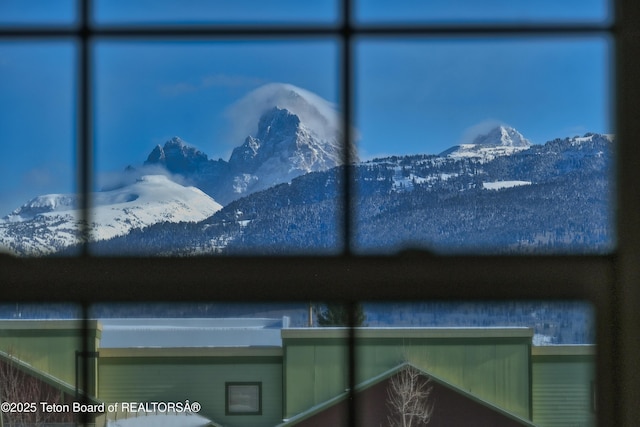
(0, 322, 596, 427)
(0, 320, 100, 394)
(98, 348, 283, 427)
(282, 332, 349, 419)
(282, 328, 533, 421)
(532, 346, 596, 427)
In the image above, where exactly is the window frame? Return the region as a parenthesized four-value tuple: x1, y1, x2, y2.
(1, 1, 639, 427)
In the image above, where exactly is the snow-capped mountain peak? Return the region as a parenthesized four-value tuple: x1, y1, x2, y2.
(6, 193, 78, 221)
(440, 125, 531, 160)
(0, 175, 222, 255)
(227, 83, 341, 143)
(144, 137, 209, 173)
(472, 125, 531, 148)
(141, 84, 353, 205)
(225, 105, 344, 194)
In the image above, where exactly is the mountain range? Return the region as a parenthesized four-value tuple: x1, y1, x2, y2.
(79, 129, 613, 256)
(0, 84, 614, 256)
(142, 83, 347, 205)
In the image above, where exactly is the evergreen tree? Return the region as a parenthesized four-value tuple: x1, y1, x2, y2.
(316, 302, 366, 326)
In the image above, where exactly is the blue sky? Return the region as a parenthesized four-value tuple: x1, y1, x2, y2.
(94, 40, 339, 173)
(0, 42, 77, 217)
(0, 2, 612, 216)
(0, 0, 610, 26)
(92, 0, 339, 25)
(356, 0, 611, 24)
(0, 0, 76, 25)
(356, 36, 612, 159)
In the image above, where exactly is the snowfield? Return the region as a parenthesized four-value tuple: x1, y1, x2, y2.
(89, 175, 222, 241)
(0, 175, 222, 255)
(482, 180, 532, 190)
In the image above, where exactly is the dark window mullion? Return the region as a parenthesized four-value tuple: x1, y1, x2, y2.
(340, 1, 360, 426)
(342, 1, 354, 256)
(78, 0, 91, 256)
(78, 2, 92, 427)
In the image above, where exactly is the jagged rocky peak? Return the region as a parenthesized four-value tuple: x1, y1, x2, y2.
(134, 84, 351, 205)
(229, 104, 344, 178)
(144, 136, 209, 173)
(258, 106, 302, 139)
(228, 83, 348, 152)
(229, 107, 301, 166)
(473, 125, 532, 148)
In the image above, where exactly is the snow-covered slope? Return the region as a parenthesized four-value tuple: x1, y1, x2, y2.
(441, 125, 532, 161)
(568, 132, 614, 145)
(482, 180, 532, 190)
(0, 175, 222, 256)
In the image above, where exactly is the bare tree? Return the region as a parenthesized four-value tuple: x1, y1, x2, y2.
(0, 350, 73, 427)
(386, 365, 434, 427)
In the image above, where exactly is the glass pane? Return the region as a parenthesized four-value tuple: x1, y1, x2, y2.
(354, 37, 614, 254)
(90, 302, 322, 426)
(0, 0, 76, 26)
(93, 0, 338, 25)
(356, 301, 596, 426)
(0, 42, 78, 256)
(356, 0, 611, 25)
(227, 383, 261, 414)
(92, 40, 343, 255)
(0, 304, 87, 426)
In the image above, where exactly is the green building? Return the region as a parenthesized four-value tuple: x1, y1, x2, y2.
(0, 319, 595, 427)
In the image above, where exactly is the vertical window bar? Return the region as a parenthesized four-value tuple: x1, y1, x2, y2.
(348, 301, 359, 427)
(341, 3, 358, 427)
(342, 0, 354, 256)
(80, 303, 90, 427)
(614, 1, 640, 426)
(78, 0, 91, 257)
(79, 0, 91, 423)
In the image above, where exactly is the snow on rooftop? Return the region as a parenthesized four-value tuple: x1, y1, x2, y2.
(106, 413, 216, 427)
(98, 318, 285, 349)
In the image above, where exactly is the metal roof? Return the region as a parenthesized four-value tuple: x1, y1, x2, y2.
(282, 326, 534, 339)
(98, 318, 285, 348)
